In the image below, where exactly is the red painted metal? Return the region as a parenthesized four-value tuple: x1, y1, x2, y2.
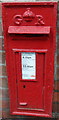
(2, 2, 57, 118)
(8, 26, 50, 34)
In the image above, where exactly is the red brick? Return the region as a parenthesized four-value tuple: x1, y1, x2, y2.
(2, 51, 6, 64)
(57, 42, 59, 50)
(2, 38, 4, 50)
(2, 88, 9, 98)
(57, 67, 59, 80)
(0, 23, 3, 36)
(57, 104, 59, 113)
(2, 78, 8, 88)
(52, 102, 59, 113)
(0, 89, 2, 98)
(0, 110, 2, 118)
(58, 3, 59, 13)
(0, 65, 7, 76)
(3, 65, 7, 76)
(0, 52, 2, 64)
(0, 52, 3, 64)
(0, 36, 4, 50)
(0, 66, 2, 77)
(0, 99, 2, 109)
(2, 65, 7, 76)
(0, 78, 2, 88)
(0, 38, 2, 50)
(2, 99, 10, 109)
(53, 92, 59, 102)
(0, 3, 2, 18)
(57, 26, 59, 34)
(2, 110, 10, 118)
(0, 77, 8, 88)
(2, 110, 16, 118)
(54, 80, 59, 90)
(57, 13, 59, 21)
(57, 54, 59, 65)
(53, 103, 59, 113)
(52, 103, 58, 113)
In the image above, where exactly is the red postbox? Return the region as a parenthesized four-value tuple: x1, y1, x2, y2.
(2, 2, 57, 118)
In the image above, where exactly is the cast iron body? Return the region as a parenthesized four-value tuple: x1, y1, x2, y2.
(2, 2, 57, 117)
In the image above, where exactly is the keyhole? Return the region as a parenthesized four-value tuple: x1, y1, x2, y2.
(23, 85, 26, 88)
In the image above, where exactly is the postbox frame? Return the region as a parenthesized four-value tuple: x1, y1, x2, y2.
(2, 2, 57, 118)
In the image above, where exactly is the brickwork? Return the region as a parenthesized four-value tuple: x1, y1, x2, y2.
(0, 1, 59, 119)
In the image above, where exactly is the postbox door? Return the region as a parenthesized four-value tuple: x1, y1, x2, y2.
(13, 50, 47, 110)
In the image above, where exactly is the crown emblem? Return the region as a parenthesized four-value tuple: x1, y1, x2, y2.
(14, 8, 45, 25)
(23, 8, 35, 22)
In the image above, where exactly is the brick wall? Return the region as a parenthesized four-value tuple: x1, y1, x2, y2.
(0, 1, 59, 119)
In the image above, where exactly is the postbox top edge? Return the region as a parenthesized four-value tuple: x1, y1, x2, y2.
(2, 2, 57, 7)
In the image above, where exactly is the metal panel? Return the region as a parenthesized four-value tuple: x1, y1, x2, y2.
(8, 26, 50, 34)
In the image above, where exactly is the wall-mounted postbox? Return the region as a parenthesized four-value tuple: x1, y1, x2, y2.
(2, 2, 57, 118)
